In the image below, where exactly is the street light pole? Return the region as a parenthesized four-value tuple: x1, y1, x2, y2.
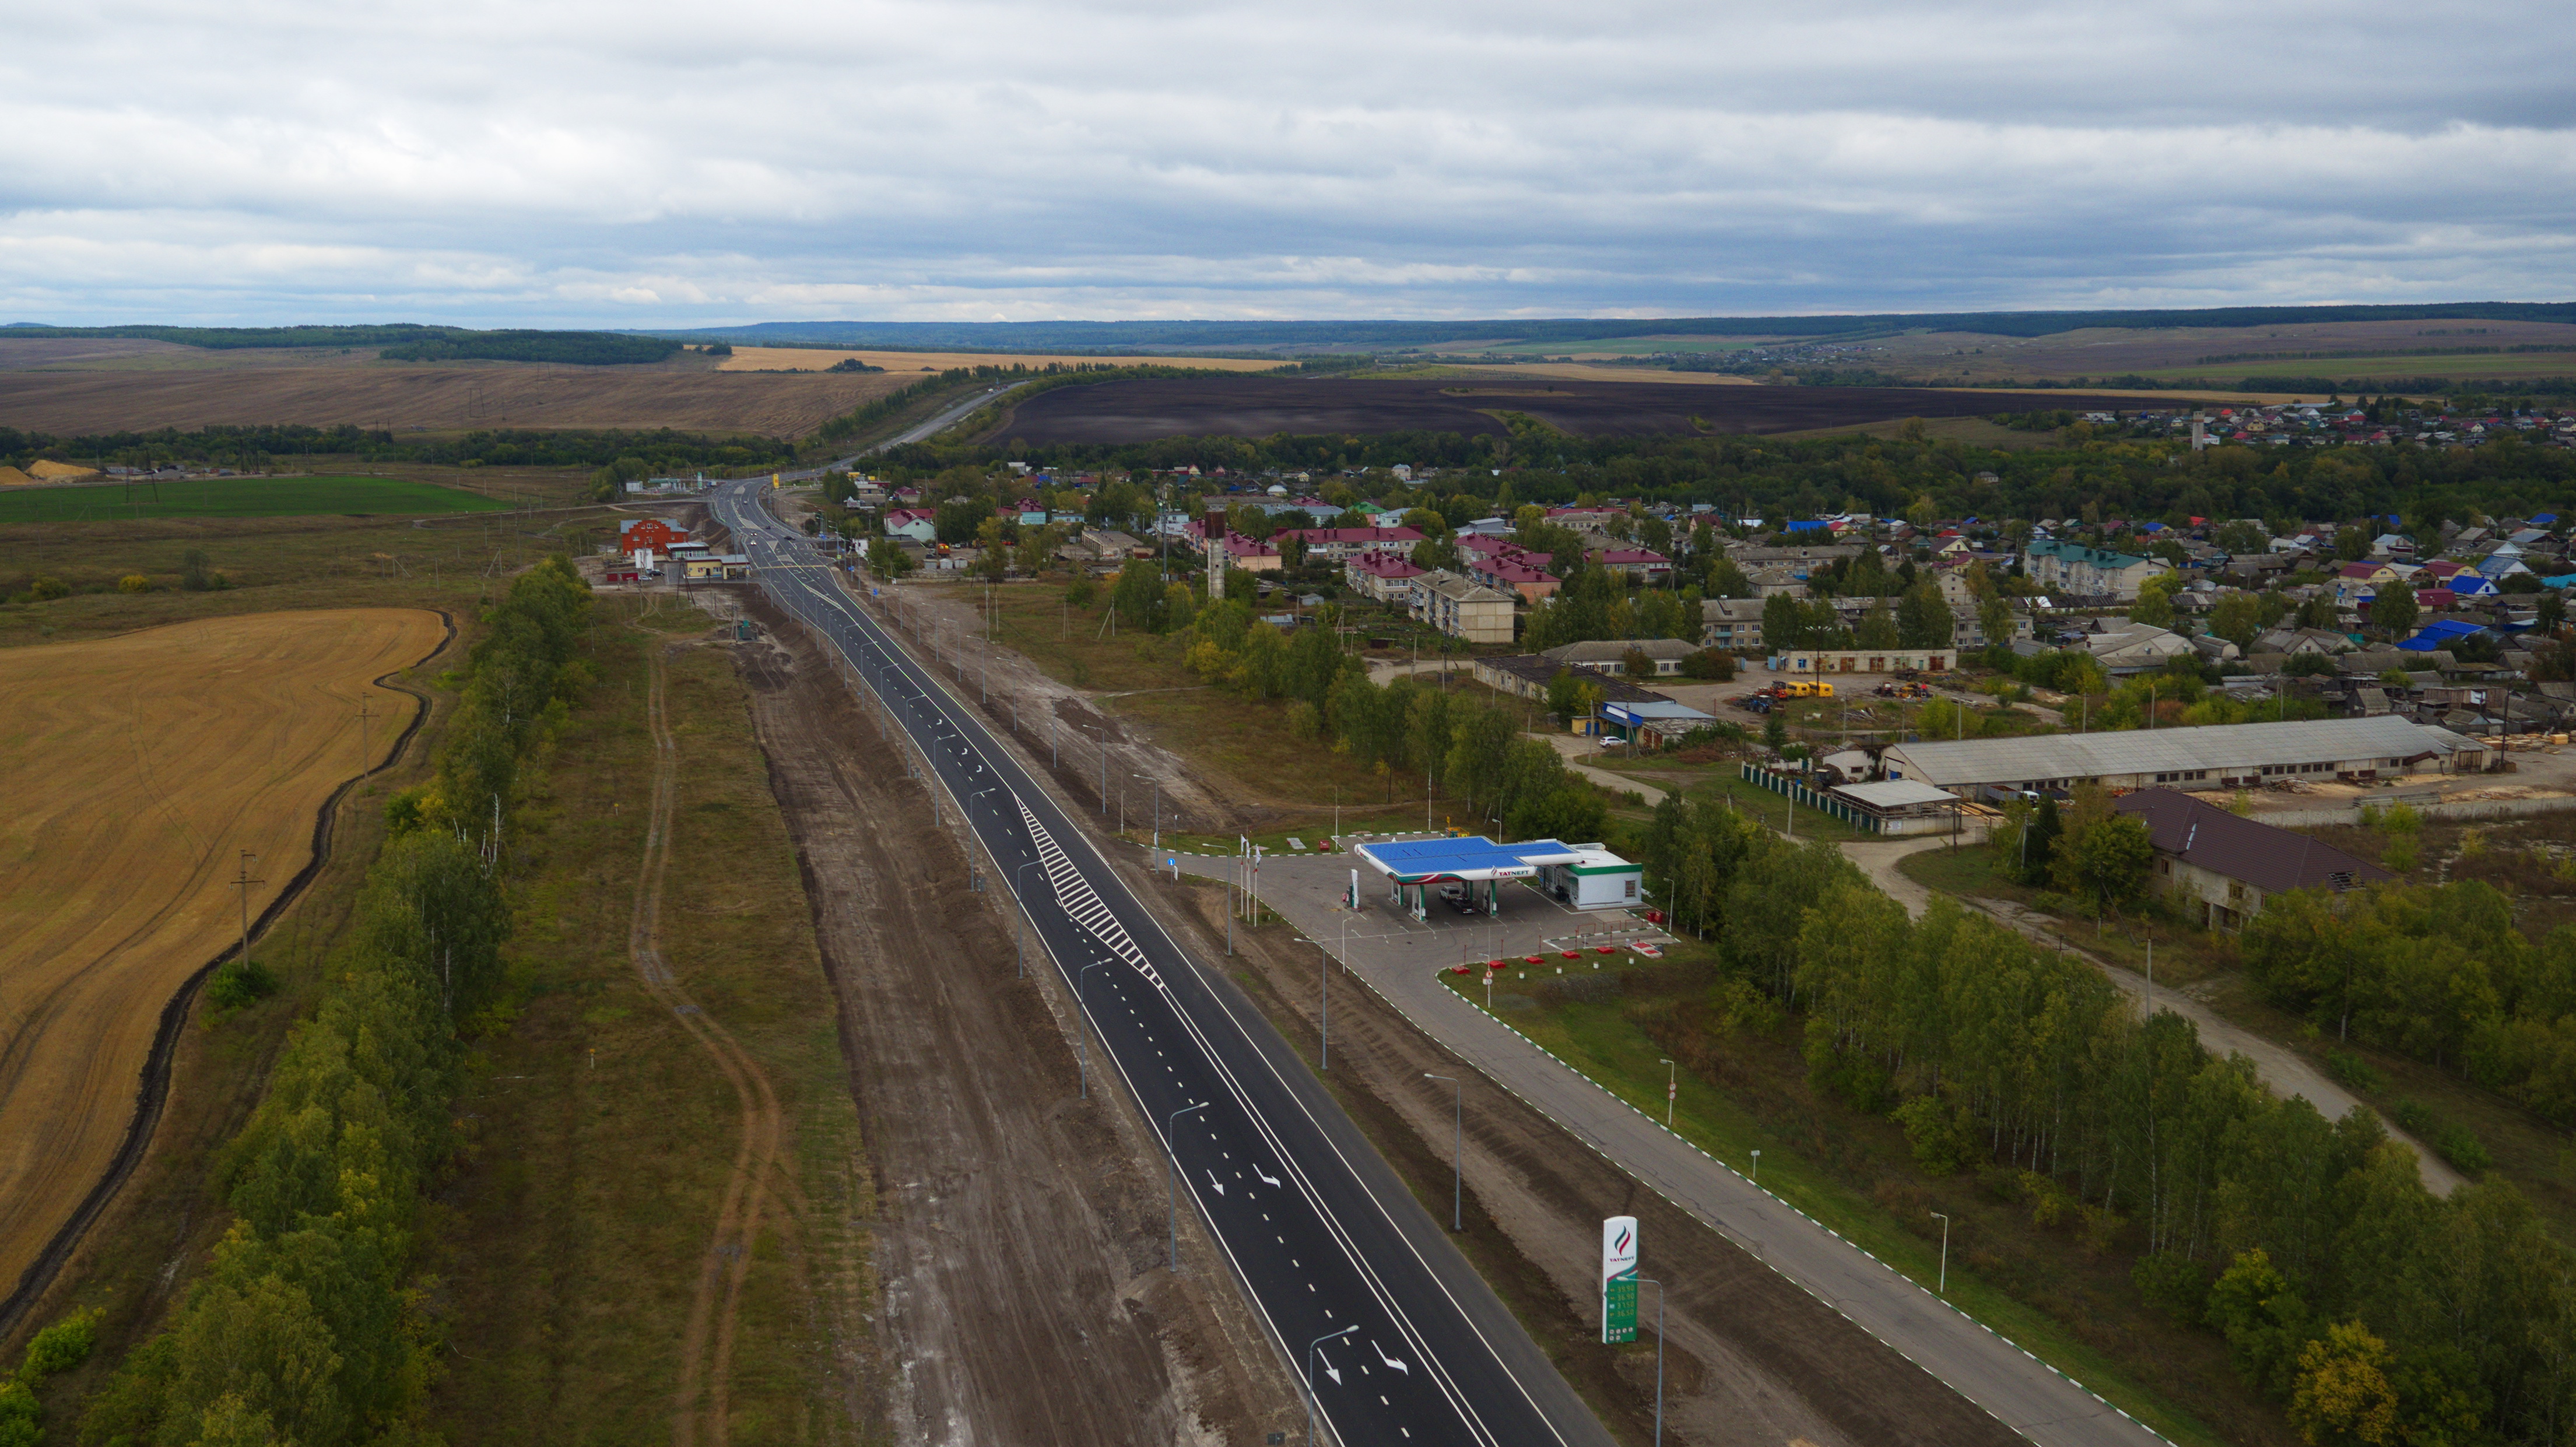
(1133, 774, 1160, 849)
(1014, 859, 1044, 978)
(1167, 1101, 1209, 1271)
(1930, 1210, 1952, 1295)
(1749, 1149, 1761, 1187)
(1078, 961, 1109, 1099)
(1314, 939, 1331, 1069)
(1426, 1073, 1461, 1231)
(1305, 1325, 1361, 1447)
(1639, 1276, 1666, 1447)
(1660, 1057, 1676, 1126)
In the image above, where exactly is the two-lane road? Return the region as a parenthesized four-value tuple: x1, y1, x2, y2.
(713, 480, 1612, 1447)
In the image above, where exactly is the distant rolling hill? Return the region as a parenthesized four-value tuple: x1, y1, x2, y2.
(635, 302, 2576, 354)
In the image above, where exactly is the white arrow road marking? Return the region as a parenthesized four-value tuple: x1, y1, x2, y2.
(1206, 1171, 1226, 1196)
(1374, 1340, 1411, 1375)
(1256, 1165, 1282, 1187)
(1319, 1351, 1342, 1386)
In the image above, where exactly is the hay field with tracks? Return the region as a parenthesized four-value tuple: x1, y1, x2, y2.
(0, 343, 910, 437)
(711, 345, 1286, 374)
(0, 608, 447, 1298)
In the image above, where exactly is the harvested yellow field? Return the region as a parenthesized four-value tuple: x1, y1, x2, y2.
(0, 608, 447, 1295)
(714, 345, 1285, 374)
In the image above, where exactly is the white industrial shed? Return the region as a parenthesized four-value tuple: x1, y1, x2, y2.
(1879, 717, 2489, 798)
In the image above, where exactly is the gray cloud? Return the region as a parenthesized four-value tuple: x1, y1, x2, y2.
(1, 0, 2570, 324)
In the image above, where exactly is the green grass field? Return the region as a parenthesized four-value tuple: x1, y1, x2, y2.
(2143, 351, 2576, 384)
(0, 475, 516, 522)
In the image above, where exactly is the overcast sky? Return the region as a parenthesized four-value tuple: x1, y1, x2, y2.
(3, 0, 2571, 326)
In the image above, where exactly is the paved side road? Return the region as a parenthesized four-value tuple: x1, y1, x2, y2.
(1227, 844, 2171, 1447)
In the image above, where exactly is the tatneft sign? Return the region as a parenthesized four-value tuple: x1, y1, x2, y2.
(1601, 1216, 1638, 1344)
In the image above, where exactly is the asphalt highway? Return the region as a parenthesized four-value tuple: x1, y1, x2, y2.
(711, 479, 1613, 1447)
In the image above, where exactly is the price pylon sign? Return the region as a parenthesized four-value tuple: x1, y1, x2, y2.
(1601, 1216, 1638, 1344)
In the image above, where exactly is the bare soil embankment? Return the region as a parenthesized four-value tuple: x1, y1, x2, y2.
(735, 588, 1297, 1444)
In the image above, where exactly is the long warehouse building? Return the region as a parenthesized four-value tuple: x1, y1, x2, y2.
(1879, 716, 2490, 797)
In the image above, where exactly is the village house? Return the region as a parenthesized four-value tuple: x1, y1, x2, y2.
(881, 508, 939, 543)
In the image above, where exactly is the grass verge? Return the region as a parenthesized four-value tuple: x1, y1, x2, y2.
(0, 475, 514, 523)
(422, 599, 873, 1442)
(0, 500, 630, 647)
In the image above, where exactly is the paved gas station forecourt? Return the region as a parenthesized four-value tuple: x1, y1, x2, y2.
(1196, 834, 1675, 985)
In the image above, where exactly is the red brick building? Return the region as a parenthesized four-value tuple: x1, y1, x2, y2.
(619, 518, 690, 555)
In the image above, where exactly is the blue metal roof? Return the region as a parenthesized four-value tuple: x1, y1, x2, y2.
(1353, 836, 1587, 883)
(2400, 619, 2487, 651)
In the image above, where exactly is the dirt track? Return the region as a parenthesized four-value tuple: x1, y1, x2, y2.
(734, 590, 1295, 1445)
(992, 377, 2228, 444)
(0, 365, 908, 437)
(0, 609, 446, 1309)
(626, 625, 792, 1446)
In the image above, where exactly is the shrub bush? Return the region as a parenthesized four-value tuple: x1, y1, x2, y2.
(2133, 1252, 2211, 1325)
(2324, 1049, 2384, 1094)
(206, 958, 279, 1010)
(2434, 1124, 2492, 1174)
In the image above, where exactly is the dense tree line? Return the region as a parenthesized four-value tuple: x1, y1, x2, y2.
(1633, 804, 2576, 1444)
(1080, 566, 1609, 837)
(0, 424, 792, 473)
(2247, 881, 2576, 1128)
(377, 331, 680, 366)
(75, 558, 591, 1447)
(0, 324, 473, 351)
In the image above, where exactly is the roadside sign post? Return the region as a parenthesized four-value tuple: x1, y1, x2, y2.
(1601, 1216, 1638, 1344)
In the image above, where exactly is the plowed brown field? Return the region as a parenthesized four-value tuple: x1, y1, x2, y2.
(0, 609, 447, 1299)
(0, 366, 910, 437)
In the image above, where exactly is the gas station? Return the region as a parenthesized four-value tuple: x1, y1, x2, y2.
(1352, 837, 1630, 921)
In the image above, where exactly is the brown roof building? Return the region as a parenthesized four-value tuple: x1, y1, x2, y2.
(2112, 788, 2392, 930)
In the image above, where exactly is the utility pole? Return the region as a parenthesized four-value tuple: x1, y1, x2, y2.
(1426, 1073, 1462, 1231)
(231, 851, 266, 968)
(357, 697, 375, 775)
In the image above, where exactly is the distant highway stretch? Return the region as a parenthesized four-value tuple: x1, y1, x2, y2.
(711, 480, 1612, 1447)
